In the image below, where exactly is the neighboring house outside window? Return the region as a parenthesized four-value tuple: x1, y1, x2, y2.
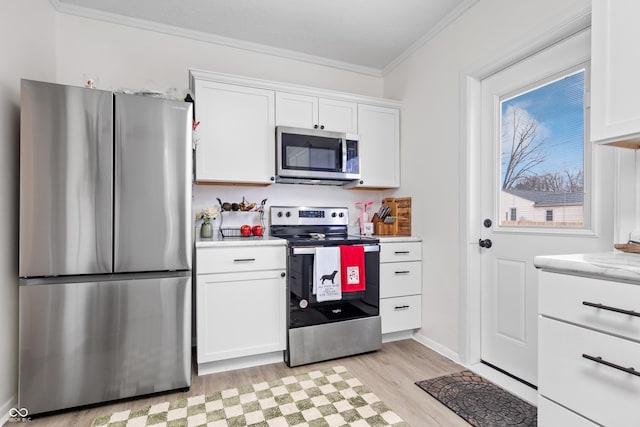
(546, 209, 553, 222)
(501, 189, 583, 226)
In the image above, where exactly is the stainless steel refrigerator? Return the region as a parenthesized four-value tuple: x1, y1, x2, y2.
(18, 79, 192, 415)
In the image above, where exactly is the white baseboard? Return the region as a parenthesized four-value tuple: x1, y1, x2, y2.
(411, 332, 461, 364)
(0, 395, 17, 425)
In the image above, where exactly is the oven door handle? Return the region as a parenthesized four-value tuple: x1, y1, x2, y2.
(291, 245, 380, 255)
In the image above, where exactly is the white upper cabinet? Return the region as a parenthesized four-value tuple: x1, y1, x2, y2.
(354, 104, 400, 188)
(276, 92, 358, 134)
(591, 0, 640, 147)
(275, 92, 317, 129)
(192, 79, 275, 184)
(318, 98, 358, 134)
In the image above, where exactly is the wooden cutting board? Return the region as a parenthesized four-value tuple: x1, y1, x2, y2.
(614, 243, 640, 253)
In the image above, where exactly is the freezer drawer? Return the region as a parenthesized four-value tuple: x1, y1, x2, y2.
(18, 273, 191, 415)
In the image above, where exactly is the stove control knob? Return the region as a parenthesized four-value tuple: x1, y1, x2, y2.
(285, 211, 292, 218)
(331, 212, 337, 217)
(338, 212, 345, 218)
(277, 211, 283, 218)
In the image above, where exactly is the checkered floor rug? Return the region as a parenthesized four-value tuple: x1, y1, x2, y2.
(91, 366, 409, 427)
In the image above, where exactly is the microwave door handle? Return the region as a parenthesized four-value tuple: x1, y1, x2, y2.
(341, 138, 348, 173)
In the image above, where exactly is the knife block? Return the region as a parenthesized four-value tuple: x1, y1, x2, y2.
(373, 197, 411, 236)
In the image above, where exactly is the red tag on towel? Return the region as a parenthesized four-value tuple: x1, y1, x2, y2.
(340, 245, 366, 292)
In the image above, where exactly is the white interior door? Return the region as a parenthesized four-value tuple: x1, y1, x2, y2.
(479, 29, 615, 386)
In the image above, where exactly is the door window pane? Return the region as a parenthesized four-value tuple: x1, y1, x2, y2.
(500, 70, 585, 228)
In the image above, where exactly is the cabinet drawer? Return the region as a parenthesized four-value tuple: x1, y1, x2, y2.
(539, 317, 640, 427)
(197, 245, 286, 274)
(380, 261, 421, 298)
(539, 271, 640, 341)
(380, 242, 422, 263)
(538, 396, 598, 427)
(380, 295, 421, 334)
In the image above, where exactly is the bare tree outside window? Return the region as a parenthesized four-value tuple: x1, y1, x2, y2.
(500, 70, 585, 227)
(501, 105, 546, 191)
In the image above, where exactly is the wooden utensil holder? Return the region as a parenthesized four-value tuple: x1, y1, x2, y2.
(373, 197, 411, 236)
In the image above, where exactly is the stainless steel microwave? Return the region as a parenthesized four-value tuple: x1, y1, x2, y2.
(275, 126, 361, 185)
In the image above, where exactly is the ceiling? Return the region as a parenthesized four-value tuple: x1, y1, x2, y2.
(51, 0, 477, 76)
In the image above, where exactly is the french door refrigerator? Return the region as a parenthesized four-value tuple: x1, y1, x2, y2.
(19, 79, 193, 415)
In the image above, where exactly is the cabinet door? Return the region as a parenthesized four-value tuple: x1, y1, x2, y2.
(319, 98, 358, 133)
(275, 92, 318, 129)
(591, 0, 640, 145)
(197, 270, 286, 363)
(355, 104, 400, 188)
(275, 93, 356, 133)
(194, 80, 275, 184)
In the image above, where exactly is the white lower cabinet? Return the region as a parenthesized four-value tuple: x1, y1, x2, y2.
(196, 244, 286, 374)
(379, 240, 422, 335)
(538, 270, 640, 426)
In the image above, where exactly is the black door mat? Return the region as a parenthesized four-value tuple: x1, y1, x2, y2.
(415, 370, 537, 427)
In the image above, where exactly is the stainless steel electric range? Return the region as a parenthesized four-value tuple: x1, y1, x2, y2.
(270, 206, 381, 367)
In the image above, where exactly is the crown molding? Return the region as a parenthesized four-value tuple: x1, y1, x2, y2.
(382, 0, 480, 76)
(189, 68, 402, 108)
(49, 0, 383, 77)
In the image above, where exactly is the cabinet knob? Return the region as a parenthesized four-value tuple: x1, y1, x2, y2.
(281, 272, 286, 277)
(359, 180, 364, 184)
(314, 124, 319, 129)
(270, 176, 275, 181)
(320, 125, 325, 129)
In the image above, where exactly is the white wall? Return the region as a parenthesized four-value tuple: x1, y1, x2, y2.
(383, 0, 593, 357)
(0, 0, 56, 418)
(54, 12, 384, 97)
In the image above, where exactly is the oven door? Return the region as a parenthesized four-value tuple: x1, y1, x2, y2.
(287, 244, 379, 329)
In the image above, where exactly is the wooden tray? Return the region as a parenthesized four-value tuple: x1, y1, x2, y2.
(614, 243, 640, 253)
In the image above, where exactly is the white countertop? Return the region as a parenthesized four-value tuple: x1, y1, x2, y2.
(534, 251, 640, 283)
(375, 235, 422, 243)
(195, 231, 421, 248)
(195, 233, 286, 248)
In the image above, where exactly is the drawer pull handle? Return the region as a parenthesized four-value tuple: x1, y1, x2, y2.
(582, 301, 640, 318)
(394, 270, 410, 275)
(233, 258, 256, 262)
(394, 251, 410, 254)
(394, 305, 410, 310)
(582, 354, 640, 377)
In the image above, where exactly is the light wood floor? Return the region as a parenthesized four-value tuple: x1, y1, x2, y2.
(16, 339, 470, 426)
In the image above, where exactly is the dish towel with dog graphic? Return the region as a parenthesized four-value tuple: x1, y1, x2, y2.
(340, 245, 366, 292)
(313, 246, 342, 302)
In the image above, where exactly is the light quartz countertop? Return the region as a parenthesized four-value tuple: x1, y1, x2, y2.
(195, 233, 286, 248)
(195, 228, 422, 248)
(534, 251, 640, 283)
(375, 235, 422, 243)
